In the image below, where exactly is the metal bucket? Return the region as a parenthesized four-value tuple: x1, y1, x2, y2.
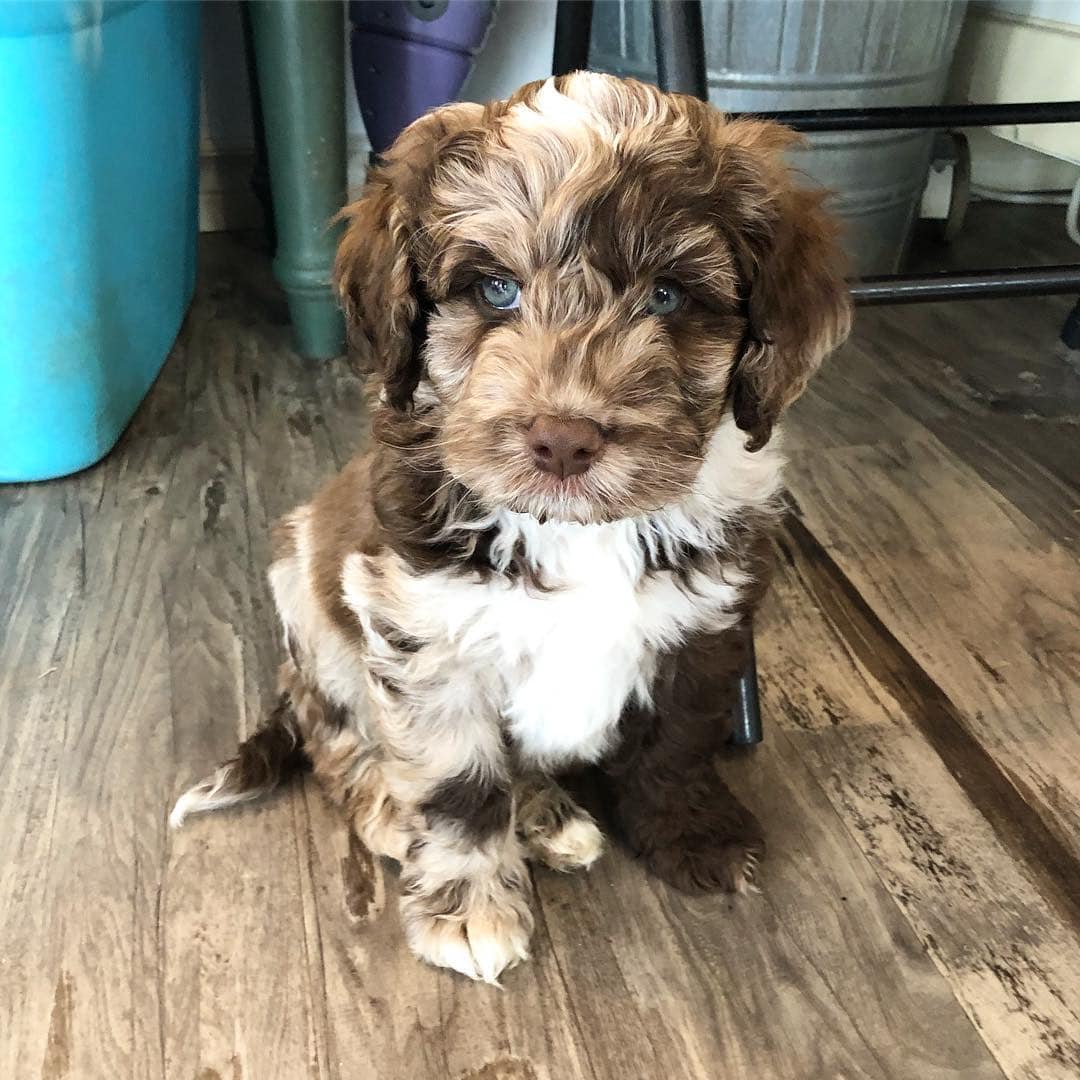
(589, 0, 967, 274)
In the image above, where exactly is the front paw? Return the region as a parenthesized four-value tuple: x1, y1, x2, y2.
(516, 778, 605, 872)
(528, 814, 605, 873)
(401, 876, 534, 984)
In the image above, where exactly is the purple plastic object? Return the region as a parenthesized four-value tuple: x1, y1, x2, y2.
(350, 0, 496, 155)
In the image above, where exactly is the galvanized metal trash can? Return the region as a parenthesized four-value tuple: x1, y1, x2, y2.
(590, 0, 967, 275)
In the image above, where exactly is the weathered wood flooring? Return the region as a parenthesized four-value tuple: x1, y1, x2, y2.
(2, 204, 1078, 1080)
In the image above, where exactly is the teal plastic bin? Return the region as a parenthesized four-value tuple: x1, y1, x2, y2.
(0, 1, 201, 482)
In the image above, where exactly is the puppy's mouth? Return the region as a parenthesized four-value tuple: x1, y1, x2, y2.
(539, 490, 598, 523)
(529, 471, 591, 498)
(500, 464, 625, 524)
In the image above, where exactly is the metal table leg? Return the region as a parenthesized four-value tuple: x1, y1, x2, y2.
(651, 0, 707, 99)
(647, 0, 767, 745)
(552, 0, 593, 75)
(1063, 298, 1080, 350)
(730, 622, 763, 746)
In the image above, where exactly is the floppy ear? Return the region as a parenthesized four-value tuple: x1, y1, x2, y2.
(333, 102, 484, 410)
(723, 122, 852, 451)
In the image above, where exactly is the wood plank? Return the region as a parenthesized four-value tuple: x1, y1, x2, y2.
(757, 516, 1080, 1079)
(0, 241, 336, 1079)
(785, 434, 1080, 871)
(783, 334, 945, 453)
(844, 302, 1080, 549)
(0, 485, 85, 1080)
(789, 204, 1080, 549)
(156, 249, 350, 1080)
(536, 736, 1004, 1080)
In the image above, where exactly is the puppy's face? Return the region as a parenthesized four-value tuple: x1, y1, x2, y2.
(336, 74, 850, 524)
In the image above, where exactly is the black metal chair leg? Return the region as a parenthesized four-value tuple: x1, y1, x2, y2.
(554, 0, 765, 743)
(651, 0, 708, 98)
(552, 0, 593, 76)
(731, 623, 763, 746)
(1062, 297, 1080, 350)
(650, 0, 766, 745)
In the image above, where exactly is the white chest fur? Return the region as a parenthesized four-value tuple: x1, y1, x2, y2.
(359, 515, 747, 768)
(491, 519, 744, 765)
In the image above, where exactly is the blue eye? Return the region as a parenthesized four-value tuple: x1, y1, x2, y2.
(646, 280, 684, 316)
(479, 275, 521, 310)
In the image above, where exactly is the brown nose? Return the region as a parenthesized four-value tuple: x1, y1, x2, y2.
(526, 415, 604, 479)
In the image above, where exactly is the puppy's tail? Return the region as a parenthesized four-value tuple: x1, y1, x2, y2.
(169, 693, 310, 829)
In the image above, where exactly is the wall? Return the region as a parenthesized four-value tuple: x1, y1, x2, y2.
(983, 0, 1080, 21)
(951, 0, 1080, 192)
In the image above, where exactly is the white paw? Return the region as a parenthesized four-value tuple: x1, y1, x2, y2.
(403, 895, 534, 985)
(527, 815, 605, 873)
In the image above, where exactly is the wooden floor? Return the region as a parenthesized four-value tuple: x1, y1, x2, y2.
(3, 204, 1079, 1080)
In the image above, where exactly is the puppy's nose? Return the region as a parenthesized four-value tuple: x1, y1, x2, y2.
(527, 415, 604, 479)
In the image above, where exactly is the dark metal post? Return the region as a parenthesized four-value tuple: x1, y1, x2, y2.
(730, 623, 763, 746)
(651, 0, 708, 98)
(1061, 298, 1080, 350)
(648, 0, 764, 745)
(552, 0, 593, 76)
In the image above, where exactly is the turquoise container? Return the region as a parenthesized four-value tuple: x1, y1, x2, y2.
(0, 1, 201, 482)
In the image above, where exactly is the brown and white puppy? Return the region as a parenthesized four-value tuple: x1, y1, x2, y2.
(171, 73, 851, 983)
